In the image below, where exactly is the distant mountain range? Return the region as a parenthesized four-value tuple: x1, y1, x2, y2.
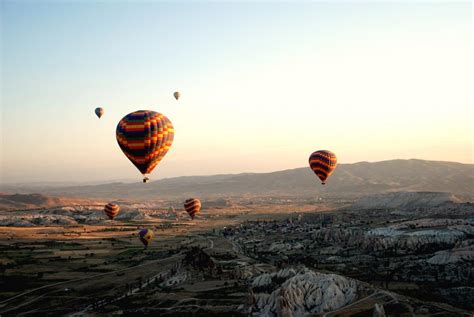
(1, 159, 473, 201)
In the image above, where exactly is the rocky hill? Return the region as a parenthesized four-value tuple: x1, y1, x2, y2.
(250, 268, 360, 315)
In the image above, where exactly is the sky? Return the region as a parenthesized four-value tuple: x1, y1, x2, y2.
(1, 1, 472, 183)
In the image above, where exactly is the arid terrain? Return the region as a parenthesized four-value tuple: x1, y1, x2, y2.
(0, 160, 473, 316)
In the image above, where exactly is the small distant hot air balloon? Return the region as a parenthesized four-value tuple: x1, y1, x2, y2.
(95, 107, 104, 119)
(309, 150, 337, 185)
(184, 198, 201, 220)
(138, 228, 154, 249)
(173, 91, 180, 100)
(116, 110, 174, 182)
(104, 203, 120, 220)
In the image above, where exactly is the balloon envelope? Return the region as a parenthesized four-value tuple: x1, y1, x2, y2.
(95, 107, 104, 118)
(308, 150, 337, 185)
(173, 91, 180, 100)
(138, 229, 154, 248)
(104, 203, 120, 220)
(184, 198, 201, 219)
(116, 110, 174, 182)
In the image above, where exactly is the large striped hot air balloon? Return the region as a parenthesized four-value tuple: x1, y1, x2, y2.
(95, 107, 104, 119)
(308, 150, 337, 185)
(138, 228, 154, 249)
(116, 110, 174, 182)
(184, 198, 201, 220)
(104, 203, 120, 220)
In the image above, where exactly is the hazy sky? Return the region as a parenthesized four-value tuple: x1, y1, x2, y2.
(1, 1, 472, 183)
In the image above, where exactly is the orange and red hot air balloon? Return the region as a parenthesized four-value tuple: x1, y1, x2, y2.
(184, 198, 201, 220)
(104, 203, 120, 220)
(116, 110, 174, 183)
(309, 150, 337, 185)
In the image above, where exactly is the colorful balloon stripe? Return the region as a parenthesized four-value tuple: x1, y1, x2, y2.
(184, 198, 201, 220)
(116, 110, 174, 177)
(104, 203, 120, 220)
(309, 150, 337, 184)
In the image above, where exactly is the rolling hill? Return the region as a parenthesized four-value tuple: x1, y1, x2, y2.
(0, 193, 94, 211)
(1, 159, 473, 201)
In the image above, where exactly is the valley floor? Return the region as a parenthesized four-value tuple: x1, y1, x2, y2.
(0, 199, 472, 316)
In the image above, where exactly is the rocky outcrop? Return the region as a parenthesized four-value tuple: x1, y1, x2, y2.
(182, 247, 216, 273)
(0, 214, 78, 226)
(160, 271, 189, 288)
(427, 247, 474, 265)
(373, 303, 386, 317)
(250, 267, 360, 316)
(391, 218, 471, 229)
(0, 217, 35, 227)
(232, 264, 268, 280)
(365, 226, 472, 254)
(0, 204, 181, 226)
(116, 210, 152, 221)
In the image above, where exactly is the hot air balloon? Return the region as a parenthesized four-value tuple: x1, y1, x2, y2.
(308, 150, 337, 185)
(104, 203, 120, 220)
(116, 110, 174, 182)
(138, 228, 154, 249)
(173, 91, 180, 100)
(95, 107, 104, 119)
(184, 198, 201, 220)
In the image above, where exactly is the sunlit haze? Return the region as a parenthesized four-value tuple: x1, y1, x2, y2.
(1, 2, 472, 183)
